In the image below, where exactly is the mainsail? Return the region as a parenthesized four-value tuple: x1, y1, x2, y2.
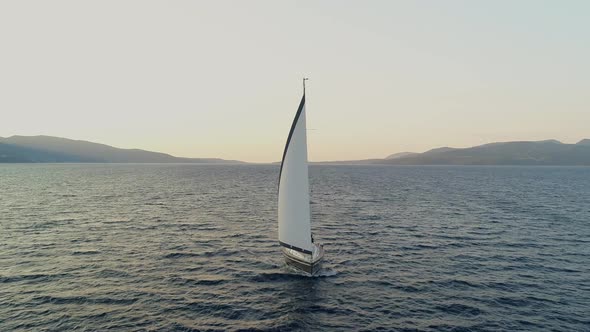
(278, 94, 313, 255)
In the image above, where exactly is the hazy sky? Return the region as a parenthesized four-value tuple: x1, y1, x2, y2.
(1, 1, 588, 162)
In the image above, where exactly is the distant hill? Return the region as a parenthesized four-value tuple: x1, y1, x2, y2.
(380, 139, 590, 166)
(0, 142, 85, 163)
(312, 158, 385, 165)
(311, 139, 590, 166)
(0, 135, 243, 163)
(385, 152, 417, 160)
(4, 135, 589, 165)
(422, 147, 457, 154)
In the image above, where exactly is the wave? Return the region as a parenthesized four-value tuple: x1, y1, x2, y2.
(32, 295, 138, 306)
(436, 303, 484, 317)
(72, 250, 100, 256)
(0, 273, 70, 284)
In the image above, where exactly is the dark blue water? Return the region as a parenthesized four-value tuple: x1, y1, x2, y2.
(1, 164, 589, 331)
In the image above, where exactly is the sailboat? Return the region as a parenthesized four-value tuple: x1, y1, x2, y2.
(278, 78, 324, 275)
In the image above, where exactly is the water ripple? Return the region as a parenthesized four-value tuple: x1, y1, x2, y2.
(1, 164, 589, 331)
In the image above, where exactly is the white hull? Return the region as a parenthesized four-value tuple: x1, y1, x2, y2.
(282, 243, 324, 275)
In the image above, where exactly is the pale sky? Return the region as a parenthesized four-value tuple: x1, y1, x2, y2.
(1, 1, 588, 162)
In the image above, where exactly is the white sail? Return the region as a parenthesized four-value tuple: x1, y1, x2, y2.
(278, 95, 313, 254)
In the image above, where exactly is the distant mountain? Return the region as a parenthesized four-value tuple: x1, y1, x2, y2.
(312, 158, 385, 165)
(422, 147, 457, 154)
(381, 139, 590, 166)
(311, 139, 590, 166)
(385, 152, 417, 160)
(0, 135, 243, 163)
(0, 142, 84, 163)
(4, 135, 588, 165)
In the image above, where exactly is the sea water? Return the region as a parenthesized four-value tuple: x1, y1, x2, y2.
(1, 164, 589, 331)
